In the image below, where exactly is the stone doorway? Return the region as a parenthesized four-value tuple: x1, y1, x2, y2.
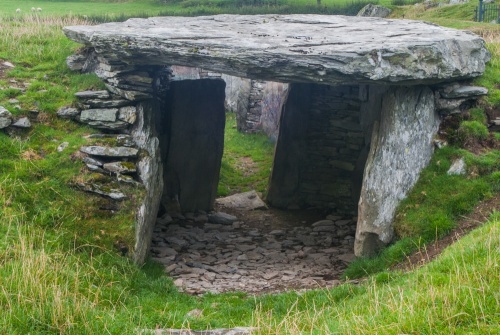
(150, 80, 367, 294)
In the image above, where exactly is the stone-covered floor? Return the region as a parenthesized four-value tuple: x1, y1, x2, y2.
(150, 208, 357, 295)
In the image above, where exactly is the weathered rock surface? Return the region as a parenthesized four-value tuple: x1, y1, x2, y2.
(447, 157, 466, 175)
(57, 106, 80, 119)
(356, 86, 440, 257)
(11, 117, 31, 128)
(64, 14, 489, 85)
(215, 190, 267, 211)
(103, 161, 137, 174)
(78, 182, 127, 200)
(143, 327, 255, 335)
(0, 107, 13, 129)
(80, 145, 138, 157)
(357, 4, 392, 18)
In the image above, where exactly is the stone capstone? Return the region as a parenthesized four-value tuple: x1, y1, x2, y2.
(64, 14, 490, 85)
(80, 145, 138, 157)
(0, 107, 13, 129)
(357, 4, 392, 18)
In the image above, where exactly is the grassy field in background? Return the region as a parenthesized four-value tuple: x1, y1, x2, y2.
(0, 1, 499, 333)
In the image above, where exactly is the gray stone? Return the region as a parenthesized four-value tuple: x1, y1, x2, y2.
(57, 106, 80, 119)
(64, 14, 489, 85)
(11, 117, 31, 128)
(83, 156, 104, 166)
(80, 145, 139, 158)
(66, 54, 87, 71)
(75, 90, 110, 99)
(356, 86, 440, 257)
(447, 158, 466, 175)
(0, 107, 13, 129)
(82, 99, 131, 108)
(440, 85, 488, 99)
(57, 142, 69, 152)
(313, 225, 336, 232)
(80, 108, 117, 122)
(2, 61, 15, 68)
(357, 4, 392, 18)
(103, 161, 136, 174)
(215, 190, 267, 210)
(118, 106, 137, 124)
(312, 219, 335, 227)
(78, 182, 126, 200)
(116, 134, 136, 147)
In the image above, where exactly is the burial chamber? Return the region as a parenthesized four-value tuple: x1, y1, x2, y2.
(63, 14, 490, 264)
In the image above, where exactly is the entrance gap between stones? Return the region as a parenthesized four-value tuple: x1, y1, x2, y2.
(150, 79, 368, 295)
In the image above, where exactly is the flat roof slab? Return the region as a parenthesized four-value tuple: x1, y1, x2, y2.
(64, 14, 490, 85)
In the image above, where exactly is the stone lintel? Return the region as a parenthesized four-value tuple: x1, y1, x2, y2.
(63, 14, 490, 86)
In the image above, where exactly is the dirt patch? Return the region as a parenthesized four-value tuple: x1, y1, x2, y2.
(236, 156, 258, 177)
(394, 195, 500, 272)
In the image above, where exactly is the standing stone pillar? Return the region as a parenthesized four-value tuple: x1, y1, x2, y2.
(162, 79, 226, 212)
(131, 100, 164, 264)
(267, 83, 310, 208)
(355, 86, 440, 257)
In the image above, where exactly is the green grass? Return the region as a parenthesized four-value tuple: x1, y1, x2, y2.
(0, 1, 500, 333)
(0, 0, 376, 20)
(218, 113, 275, 197)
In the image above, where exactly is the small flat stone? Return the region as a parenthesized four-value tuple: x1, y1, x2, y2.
(83, 156, 104, 167)
(0, 107, 13, 129)
(80, 108, 118, 122)
(312, 219, 335, 227)
(262, 271, 279, 280)
(75, 90, 110, 99)
(80, 145, 138, 158)
(313, 225, 336, 232)
(447, 158, 466, 175)
(11, 117, 31, 128)
(57, 142, 69, 152)
(208, 212, 237, 225)
(103, 161, 136, 174)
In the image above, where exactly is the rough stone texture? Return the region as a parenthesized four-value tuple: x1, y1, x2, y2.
(80, 108, 118, 122)
(131, 100, 164, 264)
(355, 86, 440, 257)
(57, 106, 80, 119)
(268, 84, 378, 215)
(207, 212, 237, 225)
(215, 190, 267, 211)
(64, 14, 490, 85)
(235, 79, 287, 139)
(447, 157, 466, 175)
(103, 161, 137, 174)
(357, 4, 392, 18)
(162, 79, 226, 212)
(75, 90, 110, 99)
(80, 145, 139, 158)
(78, 182, 127, 200)
(221, 74, 248, 112)
(151, 211, 357, 294)
(0, 107, 13, 129)
(440, 85, 488, 99)
(11, 117, 31, 128)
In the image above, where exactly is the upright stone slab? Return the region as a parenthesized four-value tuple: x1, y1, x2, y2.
(131, 100, 164, 264)
(162, 79, 226, 212)
(355, 86, 440, 257)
